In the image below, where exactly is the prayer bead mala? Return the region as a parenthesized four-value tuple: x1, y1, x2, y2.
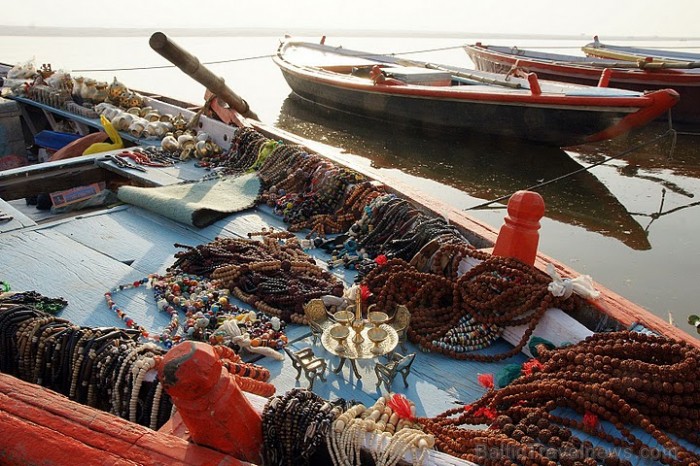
(213, 257, 343, 323)
(289, 180, 387, 239)
(262, 388, 345, 466)
(199, 126, 269, 174)
(104, 270, 291, 353)
(257, 144, 310, 187)
(171, 232, 315, 278)
(362, 249, 580, 361)
(417, 331, 700, 466)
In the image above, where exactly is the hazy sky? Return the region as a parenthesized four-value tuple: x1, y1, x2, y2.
(4, 0, 699, 38)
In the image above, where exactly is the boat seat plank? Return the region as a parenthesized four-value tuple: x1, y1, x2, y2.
(49, 206, 214, 276)
(7, 95, 161, 147)
(0, 373, 247, 465)
(0, 198, 36, 233)
(0, 229, 164, 329)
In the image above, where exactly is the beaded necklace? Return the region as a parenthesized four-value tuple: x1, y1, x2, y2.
(418, 331, 700, 466)
(0, 289, 68, 315)
(104, 272, 236, 347)
(105, 271, 291, 352)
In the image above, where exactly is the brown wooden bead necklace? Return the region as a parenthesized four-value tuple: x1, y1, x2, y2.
(416, 331, 700, 465)
(361, 246, 579, 361)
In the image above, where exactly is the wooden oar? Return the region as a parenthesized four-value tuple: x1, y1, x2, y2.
(149, 32, 259, 120)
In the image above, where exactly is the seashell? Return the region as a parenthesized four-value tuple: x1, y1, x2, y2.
(195, 140, 213, 157)
(139, 106, 153, 117)
(103, 107, 120, 120)
(177, 134, 195, 150)
(180, 146, 194, 161)
(128, 118, 148, 138)
(161, 135, 180, 152)
(111, 113, 134, 132)
(159, 113, 173, 123)
(144, 111, 161, 122)
(171, 113, 187, 131)
(195, 131, 210, 142)
(108, 76, 128, 101)
(94, 102, 118, 117)
(126, 107, 141, 116)
(145, 121, 170, 138)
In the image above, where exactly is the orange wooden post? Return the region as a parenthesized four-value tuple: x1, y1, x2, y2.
(492, 190, 545, 266)
(158, 341, 263, 464)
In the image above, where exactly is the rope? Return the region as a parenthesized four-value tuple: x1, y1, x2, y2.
(465, 127, 678, 211)
(70, 54, 274, 73)
(67, 44, 465, 73)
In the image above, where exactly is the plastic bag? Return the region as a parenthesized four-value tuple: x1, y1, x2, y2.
(7, 59, 38, 80)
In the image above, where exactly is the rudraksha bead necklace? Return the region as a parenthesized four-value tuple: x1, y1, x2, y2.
(361, 247, 580, 361)
(417, 331, 700, 466)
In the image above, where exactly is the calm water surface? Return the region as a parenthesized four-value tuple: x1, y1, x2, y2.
(2, 34, 699, 338)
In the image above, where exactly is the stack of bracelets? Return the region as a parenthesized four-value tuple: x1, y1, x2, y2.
(0, 302, 275, 430)
(262, 388, 346, 466)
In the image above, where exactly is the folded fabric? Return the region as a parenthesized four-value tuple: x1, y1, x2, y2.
(117, 173, 261, 227)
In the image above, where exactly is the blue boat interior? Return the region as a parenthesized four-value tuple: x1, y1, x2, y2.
(2, 156, 696, 465)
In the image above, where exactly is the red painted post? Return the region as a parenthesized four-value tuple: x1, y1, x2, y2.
(598, 68, 612, 88)
(492, 190, 545, 266)
(158, 341, 263, 464)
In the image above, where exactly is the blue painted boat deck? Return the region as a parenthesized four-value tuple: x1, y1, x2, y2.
(1, 159, 696, 465)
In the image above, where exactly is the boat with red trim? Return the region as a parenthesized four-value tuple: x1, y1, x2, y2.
(273, 38, 678, 147)
(464, 41, 700, 125)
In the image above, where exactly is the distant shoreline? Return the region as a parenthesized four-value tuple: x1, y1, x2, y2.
(1, 26, 699, 41)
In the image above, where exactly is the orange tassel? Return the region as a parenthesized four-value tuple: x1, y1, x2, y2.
(387, 393, 414, 421)
(522, 359, 544, 376)
(477, 373, 495, 389)
(583, 411, 599, 430)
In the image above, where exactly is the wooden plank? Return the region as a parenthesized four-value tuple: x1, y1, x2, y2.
(0, 197, 36, 232)
(0, 229, 169, 331)
(49, 205, 213, 275)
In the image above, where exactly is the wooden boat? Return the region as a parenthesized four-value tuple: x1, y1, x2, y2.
(273, 39, 679, 147)
(1, 33, 699, 466)
(465, 42, 700, 126)
(582, 36, 700, 67)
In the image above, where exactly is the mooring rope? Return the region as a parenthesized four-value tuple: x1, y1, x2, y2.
(70, 45, 467, 73)
(71, 54, 275, 73)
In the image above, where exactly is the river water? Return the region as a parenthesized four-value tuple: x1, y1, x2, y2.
(1, 33, 699, 339)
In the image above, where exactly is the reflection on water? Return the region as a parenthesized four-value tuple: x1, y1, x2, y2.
(276, 95, 651, 250)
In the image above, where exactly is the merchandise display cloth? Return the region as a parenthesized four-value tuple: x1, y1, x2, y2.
(117, 173, 261, 227)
